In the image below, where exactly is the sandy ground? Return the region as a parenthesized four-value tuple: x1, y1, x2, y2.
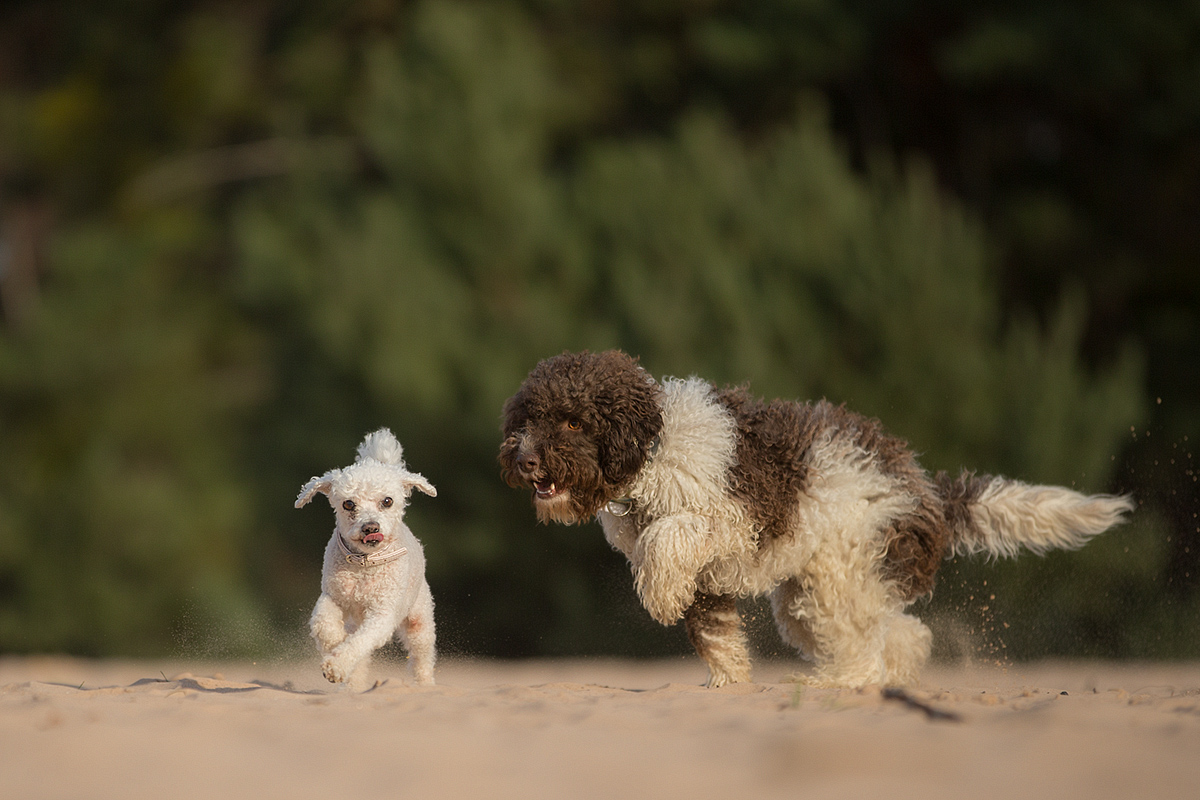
(2, 656, 1197, 800)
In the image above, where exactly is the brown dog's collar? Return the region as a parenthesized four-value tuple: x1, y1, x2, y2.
(336, 534, 408, 567)
(605, 498, 635, 517)
(644, 435, 661, 460)
(604, 436, 661, 518)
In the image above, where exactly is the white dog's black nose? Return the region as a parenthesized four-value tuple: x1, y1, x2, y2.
(361, 522, 380, 535)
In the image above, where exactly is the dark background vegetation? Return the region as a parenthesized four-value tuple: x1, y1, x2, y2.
(1, 0, 1196, 662)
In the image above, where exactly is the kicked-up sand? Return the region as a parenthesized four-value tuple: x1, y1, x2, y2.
(2, 656, 1197, 799)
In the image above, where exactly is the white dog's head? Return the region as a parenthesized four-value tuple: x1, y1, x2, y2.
(295, 429, 436, 555)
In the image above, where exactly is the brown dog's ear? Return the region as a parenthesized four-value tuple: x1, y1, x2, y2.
(500, 388, 529, 438)
(595, 353, 663, 487)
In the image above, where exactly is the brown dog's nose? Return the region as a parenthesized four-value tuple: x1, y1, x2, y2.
(518, 451, 540, 475)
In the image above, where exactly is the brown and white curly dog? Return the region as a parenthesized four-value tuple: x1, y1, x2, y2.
(499, 350, 1133, 688)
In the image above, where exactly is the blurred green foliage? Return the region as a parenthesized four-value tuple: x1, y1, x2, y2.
(1, 0, 1196, 660)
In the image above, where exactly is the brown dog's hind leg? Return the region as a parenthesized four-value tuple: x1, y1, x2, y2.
(770, 578, 818, 661)
(684, 592, 751, 688)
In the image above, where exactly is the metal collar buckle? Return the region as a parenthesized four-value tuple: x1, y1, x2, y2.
(605, 498, 634, 517)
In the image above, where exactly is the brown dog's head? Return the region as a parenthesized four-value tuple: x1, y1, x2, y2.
(499, 350, 663, 524)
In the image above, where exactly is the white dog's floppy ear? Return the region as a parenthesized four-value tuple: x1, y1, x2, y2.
(295, 471, 338, 508)
(403, 471, 437, 498)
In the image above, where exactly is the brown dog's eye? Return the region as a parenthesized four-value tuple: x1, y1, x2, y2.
(567, 419, 582, 430)
(342, 500, 356, 512)
(381, 497, 393, 509)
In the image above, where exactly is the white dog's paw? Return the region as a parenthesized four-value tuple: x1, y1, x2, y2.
(321, 653, 355, 684)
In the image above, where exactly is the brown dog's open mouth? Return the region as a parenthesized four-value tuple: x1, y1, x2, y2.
(534, 479, 561, 500)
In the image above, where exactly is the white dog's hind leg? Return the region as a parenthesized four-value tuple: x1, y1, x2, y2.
(683, 592, 750, 687)
(633, 514, 715, 625)
(309, 593, 347, 654)
(397, 580, 437, 686)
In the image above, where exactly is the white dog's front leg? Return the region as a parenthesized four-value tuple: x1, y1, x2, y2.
(633, 514, 714, 625)
(322, 612, 396, 685)
(309, 594, 346, 653)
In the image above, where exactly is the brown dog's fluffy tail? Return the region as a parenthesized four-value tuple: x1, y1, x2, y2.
(937, 471, 1134, 559)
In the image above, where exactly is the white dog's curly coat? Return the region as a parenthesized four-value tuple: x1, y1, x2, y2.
(297, 429, 438, 688)
(500, 350, 1134, 689)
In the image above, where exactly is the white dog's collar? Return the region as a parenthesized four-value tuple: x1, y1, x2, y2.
(336, 534, 407, 567)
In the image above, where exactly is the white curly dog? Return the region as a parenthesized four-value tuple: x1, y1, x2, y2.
(296, 429, 438, 688)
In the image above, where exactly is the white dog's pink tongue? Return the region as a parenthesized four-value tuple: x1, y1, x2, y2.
(363, 532, 384, 544)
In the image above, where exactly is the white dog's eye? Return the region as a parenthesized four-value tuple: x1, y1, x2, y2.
(381, 497, 393, 509)
(342, 500, 356, 512)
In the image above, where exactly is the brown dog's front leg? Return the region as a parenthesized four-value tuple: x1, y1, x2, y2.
(684, 592, 751, 687)
(632, 513, 712, 624)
